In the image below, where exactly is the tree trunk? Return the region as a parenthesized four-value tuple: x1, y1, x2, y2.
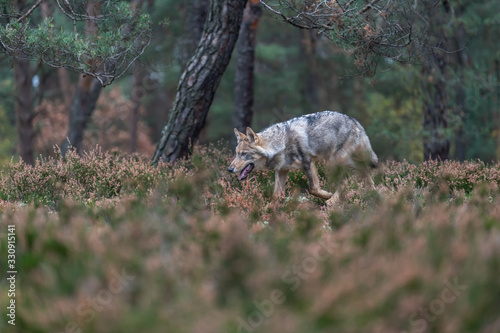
(13, 0, 34, 165)
(177, 0, 209, 71)
(421, 2, 450, 161)
(57, 68, 73, 110)
(60, 76, 103, 154)
(452, 22, 468, 161)
(178, 0, 210, 144)
(496, 59, 500, 160)
(233, 0, 262, 134)
(14, 58, 34, 165)
(152, 0, 248, 164)
(301, 29, 320, 109)
(130, 63, 145, 153)
(421, 48, 449, 161)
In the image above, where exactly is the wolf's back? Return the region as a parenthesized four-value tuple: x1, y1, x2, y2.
(322, 111, 378, 168)
(260, 111, 378, 167)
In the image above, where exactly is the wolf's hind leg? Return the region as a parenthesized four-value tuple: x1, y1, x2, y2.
(303, 162, 332, 199)
(274, 170, 289, 196)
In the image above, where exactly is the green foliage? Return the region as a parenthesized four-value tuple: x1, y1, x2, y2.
(0, 0, 152, 85)
(256, 43, 299, 63)
(365, 92, 423, 162)
(2, 0, 500, 165)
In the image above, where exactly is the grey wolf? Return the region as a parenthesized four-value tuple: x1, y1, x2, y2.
(227, 111, 378, 201)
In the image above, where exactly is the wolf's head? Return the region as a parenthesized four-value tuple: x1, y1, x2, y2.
(228, 127, 268, 180)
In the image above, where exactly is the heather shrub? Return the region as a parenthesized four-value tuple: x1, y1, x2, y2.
(0, 147, 163, 207)
(382, 159, 500, 194)
(2, 145, 500, 216)
(1, 146, 500, 333)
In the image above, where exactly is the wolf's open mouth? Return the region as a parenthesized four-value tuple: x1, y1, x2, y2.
(238, 163, 254, 180)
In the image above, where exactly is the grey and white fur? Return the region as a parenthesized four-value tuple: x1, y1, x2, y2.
(228, 111, 378, 202)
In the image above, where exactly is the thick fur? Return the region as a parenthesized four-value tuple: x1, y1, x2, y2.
(228, 111, 378, 201)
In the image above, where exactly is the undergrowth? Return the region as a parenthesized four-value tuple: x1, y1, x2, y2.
(1, 146, 500, 333)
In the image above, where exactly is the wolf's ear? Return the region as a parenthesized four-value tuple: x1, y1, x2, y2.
(234, 128, 246, 143)
(246, 127, 260, 144)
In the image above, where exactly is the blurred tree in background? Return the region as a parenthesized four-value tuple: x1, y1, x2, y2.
(0, 0, 499, 165)
(233, 0, 262, 135)
(1, 0, 152, 163)
(151, 0, 248, 164)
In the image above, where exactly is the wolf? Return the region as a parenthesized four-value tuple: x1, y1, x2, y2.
(227, 111, 378, 201)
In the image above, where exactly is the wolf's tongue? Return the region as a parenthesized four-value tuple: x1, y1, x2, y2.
(238, 163, 254, 180)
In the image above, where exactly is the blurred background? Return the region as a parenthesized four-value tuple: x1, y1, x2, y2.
(0, 0, 499, 165)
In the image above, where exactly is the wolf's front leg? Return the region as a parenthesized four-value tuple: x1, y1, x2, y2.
(303, 162, 332, 199)
(274, 170, 289, 197)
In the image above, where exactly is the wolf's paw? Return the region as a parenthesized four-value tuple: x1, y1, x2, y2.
(326, 192, 340, 206)
(310, 189, 333, 200)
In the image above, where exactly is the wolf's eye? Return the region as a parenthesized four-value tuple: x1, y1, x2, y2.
(241, 153, 250, 160)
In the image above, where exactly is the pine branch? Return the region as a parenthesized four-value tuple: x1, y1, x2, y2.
(17, 0, 43, 23)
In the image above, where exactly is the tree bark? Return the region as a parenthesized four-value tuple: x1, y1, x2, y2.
(177, 0, 209, 71)
(178, 0, 210, 144)
(60, 76, 103, 154)
(233, 0, 262, 134)
(152, 0, 248, 164)
(14, 58, 34, 165)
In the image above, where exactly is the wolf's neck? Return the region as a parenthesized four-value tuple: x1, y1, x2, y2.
(258, 125, 287, 161)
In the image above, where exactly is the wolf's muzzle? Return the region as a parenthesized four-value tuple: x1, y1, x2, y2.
(227, 167, 235, 173)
